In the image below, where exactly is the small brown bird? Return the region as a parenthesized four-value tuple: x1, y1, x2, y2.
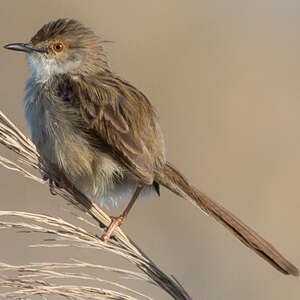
(4, 18, 298, 276)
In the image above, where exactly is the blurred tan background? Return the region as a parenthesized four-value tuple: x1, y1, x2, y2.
(1, 1, 300, 299)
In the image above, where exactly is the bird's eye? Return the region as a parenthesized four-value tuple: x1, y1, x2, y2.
(52, 41, 64, 53)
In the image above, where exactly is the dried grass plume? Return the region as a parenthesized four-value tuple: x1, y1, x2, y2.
(0, 110, 191, 300)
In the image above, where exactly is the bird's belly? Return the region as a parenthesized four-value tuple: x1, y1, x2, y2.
(48, 131, 154, 207)
(25, 101, 153, 207)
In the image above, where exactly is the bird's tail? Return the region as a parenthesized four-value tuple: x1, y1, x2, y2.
(156, 162, 298, 276)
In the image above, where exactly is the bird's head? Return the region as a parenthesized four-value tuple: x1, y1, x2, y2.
(4, 18, 110, 80)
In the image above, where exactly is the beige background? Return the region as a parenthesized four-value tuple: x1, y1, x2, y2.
(1, 1, 300, 299)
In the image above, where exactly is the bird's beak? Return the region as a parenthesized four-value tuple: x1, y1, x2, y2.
(3, 43, 45, 53)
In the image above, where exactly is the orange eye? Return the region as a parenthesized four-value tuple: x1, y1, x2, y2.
(52, 41, 64, 53)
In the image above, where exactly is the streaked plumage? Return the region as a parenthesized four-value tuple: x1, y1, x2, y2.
(24, 19, 165, 207)
(5, 18, 298, 275)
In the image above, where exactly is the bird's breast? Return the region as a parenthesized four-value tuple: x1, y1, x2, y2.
(23, 84, 126, 204)
(23, 79, 158, 207)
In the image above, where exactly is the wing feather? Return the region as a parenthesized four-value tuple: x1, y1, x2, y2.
(58, 74, 156, 185)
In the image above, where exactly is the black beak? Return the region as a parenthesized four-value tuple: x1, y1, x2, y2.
(3, 43, 45, 53)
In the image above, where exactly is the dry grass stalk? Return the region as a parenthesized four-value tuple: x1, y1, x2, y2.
(0, 244, 152, 299)
(0, 110, 192, 300)
(0, 276, 141, 300)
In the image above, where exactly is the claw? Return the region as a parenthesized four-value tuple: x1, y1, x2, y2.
(49, 179, 57, 195)
(100, 216, 124, 242)
(42, 174, 49, 181)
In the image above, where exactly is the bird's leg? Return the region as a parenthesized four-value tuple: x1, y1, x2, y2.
(42, 174, 57, 195)
(40, 158, 65, 195)
(48, 178, 57, 195)
(100, 183, 144, 242)
(42, 173, 65, 196)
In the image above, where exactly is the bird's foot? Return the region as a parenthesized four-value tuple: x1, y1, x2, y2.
(100, 216, 124, 242)
(48, 179, 58, 195)
(42, 175, 62, 196)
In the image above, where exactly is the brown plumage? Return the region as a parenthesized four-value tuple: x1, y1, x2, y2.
(4, 18, 298, 275)
(159, 163, 299, 275)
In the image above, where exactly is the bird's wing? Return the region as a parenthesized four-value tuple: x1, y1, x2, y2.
(60, 74, 155, 185)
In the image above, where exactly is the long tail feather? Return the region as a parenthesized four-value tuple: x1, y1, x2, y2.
(157, 162, 298, 276)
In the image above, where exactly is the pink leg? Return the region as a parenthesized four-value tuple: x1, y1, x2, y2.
(100, 183, 144, 242)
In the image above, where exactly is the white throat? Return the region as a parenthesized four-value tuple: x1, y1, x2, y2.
(27, 54, 80, 82)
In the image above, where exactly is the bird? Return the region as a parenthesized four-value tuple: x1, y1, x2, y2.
(4, 18, 298, 276)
